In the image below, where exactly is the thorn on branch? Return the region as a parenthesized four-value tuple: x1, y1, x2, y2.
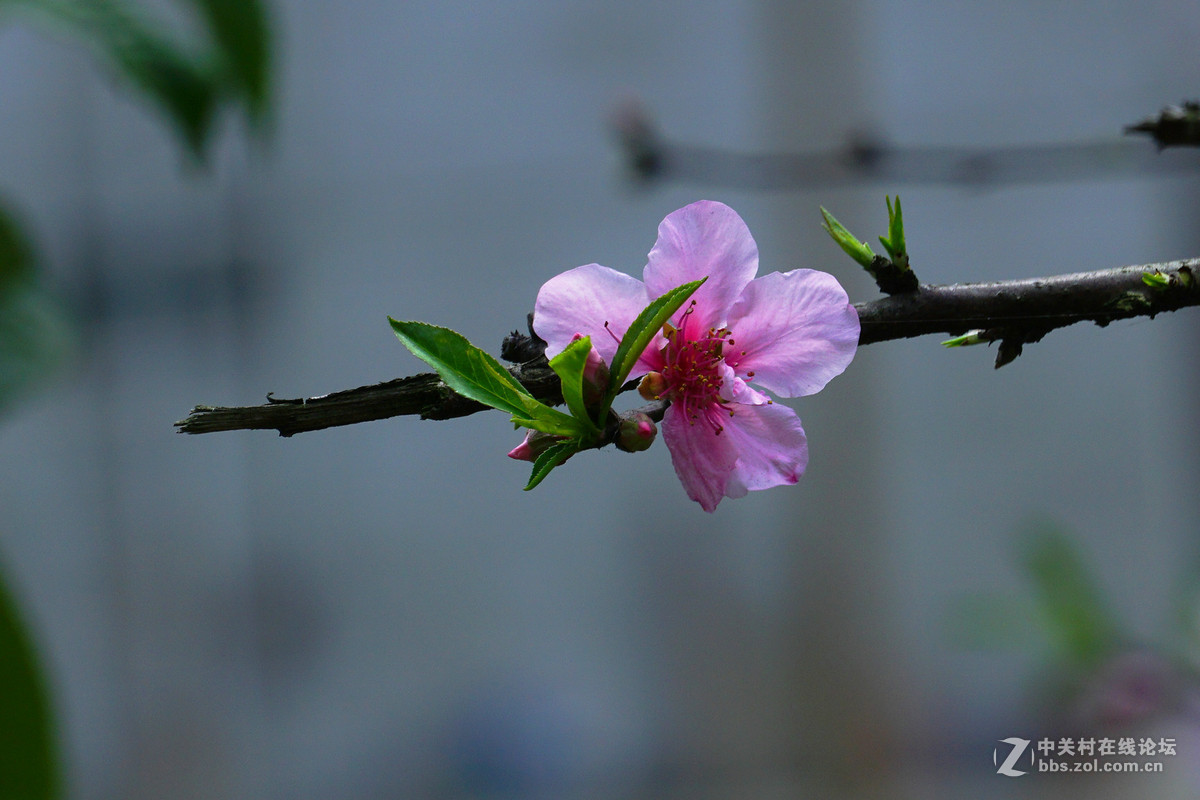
(995, 338, 1023, 369)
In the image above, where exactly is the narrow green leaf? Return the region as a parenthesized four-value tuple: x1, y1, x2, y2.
(879, 195, 908, 270)
(941, 329, 988, 348)
(548, 335, 600, 435)
(0, 556, 60, 799)
(389, 319, 581, 435)
(607, 278, 705, 395)
(820, 207, 876, 269)
(524, 439, 580, 490)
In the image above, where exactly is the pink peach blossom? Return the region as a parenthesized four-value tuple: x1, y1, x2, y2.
(534, 201, 859, 511)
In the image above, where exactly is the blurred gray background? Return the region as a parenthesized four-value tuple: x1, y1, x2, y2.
(1, 0, 1199, 797)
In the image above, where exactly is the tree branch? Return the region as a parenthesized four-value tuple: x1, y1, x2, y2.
(175, 259, 1199, 436)
(612, 101, 1200, 190)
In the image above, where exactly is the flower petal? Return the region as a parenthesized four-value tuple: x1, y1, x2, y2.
(660, 403, 738, 512)
(644, 201, 758, 331)
(533, 263, 648, 364)
(723, 269, 859, 397)
(722, 401, 808, 497)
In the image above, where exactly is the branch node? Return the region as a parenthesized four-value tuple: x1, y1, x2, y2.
(1125, 101, 1200, 149)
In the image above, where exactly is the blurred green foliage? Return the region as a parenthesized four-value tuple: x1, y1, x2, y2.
(0, 1, 273, 796)
(1018, 522, 1121, 671)
(947, 521, 1124, 668)
(3, 0, 271, 156)
(0, 565, 60, 800)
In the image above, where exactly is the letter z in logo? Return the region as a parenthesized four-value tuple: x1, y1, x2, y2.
(994, 737, 1032, 777)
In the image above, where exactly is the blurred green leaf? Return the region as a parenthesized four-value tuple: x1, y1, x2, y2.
(944, 591, 1040, 651)
(0, 204, 71, 415)
(5, 0, 272, 158)
(0, 280, 72, 416)
(184, 0, 271, 124)
(0, 558, 60, 799)
(0, 202, 34, 290)
(1019, 523, 1121, 670)
(16, 0, 217, 155)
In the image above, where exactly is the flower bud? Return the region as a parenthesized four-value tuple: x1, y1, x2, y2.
(570, 333, 610, 405)
(637, 371, 668, 400)
(614, 411, 657, 453)
(507, 429, 565, 462)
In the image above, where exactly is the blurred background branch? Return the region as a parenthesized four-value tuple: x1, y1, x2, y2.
(613, 99, 1200, 190)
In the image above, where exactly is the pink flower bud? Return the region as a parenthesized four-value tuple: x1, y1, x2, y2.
(507, 429, 565, 462)
(570, 332, 610, 405)
(615, 411, 657, 453)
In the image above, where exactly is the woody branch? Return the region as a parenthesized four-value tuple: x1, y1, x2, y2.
(175, 259, 1199, 437)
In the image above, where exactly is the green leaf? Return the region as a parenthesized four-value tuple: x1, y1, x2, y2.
(941, 329, 988, 348)
(607, 278, 705, 396)
(1141, 270, 1170, 291)
(524, 439, 580, 491)
(820, 206, 876, 269)
(0, 556, 60, 799)
(389, 319, 582, 436)
(1019, 523, 1120, 670)
(548, 335, 601, 435)
(878, 195, 908, 270)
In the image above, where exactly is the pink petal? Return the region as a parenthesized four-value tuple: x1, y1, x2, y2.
(723, 269, 859, 397)
(721, 401, 809, 497)
(533, 263, 648, 364)
(660, 403, 738, 512)
(644, 201, 758, 332)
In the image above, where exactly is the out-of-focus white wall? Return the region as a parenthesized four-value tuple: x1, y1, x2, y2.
(0, 1, 1196, 798)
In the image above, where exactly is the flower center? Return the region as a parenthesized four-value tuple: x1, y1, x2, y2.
(660, 302, 736, 433)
